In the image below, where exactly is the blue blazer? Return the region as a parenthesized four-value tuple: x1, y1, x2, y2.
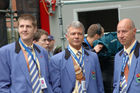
(49, 49, 104, 93)
(113, 42, 140, 93)
(0, 41, 53, 93)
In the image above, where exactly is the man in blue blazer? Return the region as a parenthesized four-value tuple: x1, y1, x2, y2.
(113, 18, 140, 93)
(49, 21, 104, 93)
(0, 14, 53, 93)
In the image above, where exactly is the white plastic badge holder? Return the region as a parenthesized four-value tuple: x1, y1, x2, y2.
(39, 77, 47, 89)
(81, 80, 86, 92)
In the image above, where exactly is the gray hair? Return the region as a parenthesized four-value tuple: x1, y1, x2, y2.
(66, 21, 85, 35)
(130, 20, 135, 29)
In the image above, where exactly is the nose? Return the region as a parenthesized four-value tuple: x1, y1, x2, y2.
(23, 26, 27, 31)
(46, 40, 50, 45)
(75, 33, 80, 38)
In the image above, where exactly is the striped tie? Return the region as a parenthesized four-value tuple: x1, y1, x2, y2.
(28, 47, 42, 93)
(77, 51, 86, 93)
(78, 82, 82, 93)
(120, 52, 129, 93)
(77, 51, 82, 61)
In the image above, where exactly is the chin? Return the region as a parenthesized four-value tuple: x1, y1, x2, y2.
(22, 38, 29, 40)
(22, 38, 31, 42)
(120, 42, 126, 46)
(73, 45, 81, 49)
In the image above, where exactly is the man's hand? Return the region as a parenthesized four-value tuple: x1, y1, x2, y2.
(93, 44, 103, 53)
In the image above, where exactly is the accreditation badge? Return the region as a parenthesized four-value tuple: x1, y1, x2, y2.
(39, 77, 47, 89)
(81, 80, 86, 92)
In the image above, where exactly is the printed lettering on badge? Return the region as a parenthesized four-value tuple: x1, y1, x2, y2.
(39, 77, 47, 89)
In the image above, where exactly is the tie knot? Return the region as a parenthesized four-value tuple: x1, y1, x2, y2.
(124, 51, 128, 56)
(77, 51, 81, 57)
(27, 47, 33, 52)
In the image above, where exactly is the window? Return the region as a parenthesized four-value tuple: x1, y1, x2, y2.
(77, 8, 119, 33)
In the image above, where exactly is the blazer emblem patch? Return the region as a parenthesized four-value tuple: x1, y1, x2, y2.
(92, 71, 96, 80)
(136, 73, 140, 83)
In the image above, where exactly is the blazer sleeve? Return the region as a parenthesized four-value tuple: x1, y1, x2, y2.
(42, 49, 54, 93)
(113, 54, 119, 93)
(0, 48, 10, 93)
(49, 57, 62, 93)
(94, 54, 105, 93)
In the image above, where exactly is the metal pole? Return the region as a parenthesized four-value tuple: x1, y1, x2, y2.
(10, 0, 15, 42)
(58, 0, 65, 50)
(61, 0, 128, 5)
(0, 10, 10, 13)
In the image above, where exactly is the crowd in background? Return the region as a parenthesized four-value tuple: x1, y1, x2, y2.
(0, 13, 140, 93)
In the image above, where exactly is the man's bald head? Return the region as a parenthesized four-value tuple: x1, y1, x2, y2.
(117, 18, 135, 30)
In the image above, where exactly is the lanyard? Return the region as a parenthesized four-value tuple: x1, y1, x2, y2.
(19, 38, 41, 77)
(121, 41, 137, 73)
(19, 38, 35, 61)
(84, 38, 92, 49)
(67, 46, 84, 67)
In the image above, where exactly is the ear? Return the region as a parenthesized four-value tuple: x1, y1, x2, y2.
(34, 27, 37, 33)
(65, 33, 68, 40)
(134, 28, 137, 33)
(94, 34, 100, 40)
(33, 40, 37, 43)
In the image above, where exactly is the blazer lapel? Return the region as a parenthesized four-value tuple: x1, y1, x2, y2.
(117, 54, 124, 88)
(84, 54, 91, 88)
(65, 49, 90, 88)
(66, 57, 76, 86)
(64, 49, 76, 86)
(36, 51, 45, 76)
(127, 42, 140, 90)
(17, 50, 31, 86)
(15, 41, 31, 86)
(127, 55, 138, 90)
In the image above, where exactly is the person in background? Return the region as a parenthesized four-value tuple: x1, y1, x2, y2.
(53, 46, 62, 55)
(0, 14, 53, 93)
(46, 35, 55, 59)
(33, 29, 48, 49)
(113, 18, 140, 93)
(49, 21, 104, 93)
(82, 24, 104, 53)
